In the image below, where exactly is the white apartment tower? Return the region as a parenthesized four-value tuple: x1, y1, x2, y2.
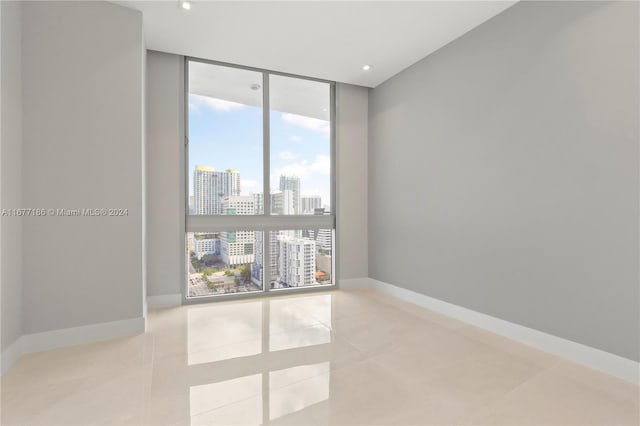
(192, 238, 219, 260)
(193, 166, 241, 215)
(277, 236, 316, 287)
(271, 190, 295, 215)
(301, 196, 322, 214)
(252, 192, 264, 215)
(221, 196, 255, 266)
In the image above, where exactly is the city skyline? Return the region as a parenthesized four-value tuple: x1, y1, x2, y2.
(190, 166, 326, 215)
(188, 92, 331, 207)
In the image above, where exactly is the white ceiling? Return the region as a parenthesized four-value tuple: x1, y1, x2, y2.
(115, 1, 516, 88)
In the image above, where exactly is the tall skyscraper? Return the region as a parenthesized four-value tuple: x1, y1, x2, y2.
(279, 175, 301, 214)
(251, 231, 280, 288)
(193, 166, 241, 215)
(220, 196, 255, 266)
(301, 196, 322, 215)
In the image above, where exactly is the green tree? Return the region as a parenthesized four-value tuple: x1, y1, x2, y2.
(201, 267, 218, 277)
(239, 264, 251, 281)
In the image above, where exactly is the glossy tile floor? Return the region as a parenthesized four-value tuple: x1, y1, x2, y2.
(1, 289, 639, 425)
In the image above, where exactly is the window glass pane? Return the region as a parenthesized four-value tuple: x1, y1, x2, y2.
(188, 231, 263, 297)
(269, 75, 331, 215)
(268, 229, 333, 289)
(188, 61, 263, 215)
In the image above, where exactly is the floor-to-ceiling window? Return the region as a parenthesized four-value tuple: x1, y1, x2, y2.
(185, 58, 335, 299)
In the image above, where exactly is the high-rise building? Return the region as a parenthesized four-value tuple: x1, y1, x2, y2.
(193, 166, 241, 215)
(277, 235, 316, 288)
(305, 208, 333, 251)
(252, 192, 264, 215)
(308, 229, 333, 251)
(271, 190, 295, 215)
(301, 196, 322, 214)
(251, 231, 280, 287)
(253, 191, 298, 215)
(221, 196, 255, 266)
(279, 175, 301, 214)
(192, 238, 219, 260)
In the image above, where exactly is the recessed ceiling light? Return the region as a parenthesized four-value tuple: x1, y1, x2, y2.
(362, 65, 373, 71)
(180, 1, 192, 10)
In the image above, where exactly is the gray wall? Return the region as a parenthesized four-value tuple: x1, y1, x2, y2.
(337, 84, 369, 280)
(145, 55, 369, 297)
(369, 1, 639, 361)
(1, 1, 23, 352)
(146, 50, 184, 297)
(21, 1, 145, 333)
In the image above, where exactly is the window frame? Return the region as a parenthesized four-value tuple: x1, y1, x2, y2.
(182, 57, 338, 303)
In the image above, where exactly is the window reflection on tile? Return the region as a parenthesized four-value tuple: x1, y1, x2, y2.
(188, 302, 262, 365)
(269, 295, 333, 352)
(270, 323, 331, 352)
(284, 294, 333, 326)
(189, 374, 262, 425)
(270, 363, 331, 421)
(269, 297, 326, 331)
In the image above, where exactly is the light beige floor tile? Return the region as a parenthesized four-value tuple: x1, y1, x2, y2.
(270, 323, 332, 352)
(456, 324, 564, 368)
(190, 393, 264, 425)
(388, 300, 469, 330)
(548, 359, 640, 405)
(368, 325, 498, 383)
(270, 372, 330, 422)
(264, 407, 318, 426)
(471, 368, 640, 425)
(2, 289, 636, 426)
(309, 359, 416, 425)
(266, 336, 368, 373)
(16, 366, 151, 426)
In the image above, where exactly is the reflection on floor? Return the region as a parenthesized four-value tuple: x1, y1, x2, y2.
(1, 289, 638, 425)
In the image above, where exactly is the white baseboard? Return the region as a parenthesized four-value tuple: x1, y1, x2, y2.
(366, 278, 639, 385)
(1, 337, 24, 375)
(339, 277, 372, 289)
(147, 294, 182, 309)
(1, 316, 145, 376)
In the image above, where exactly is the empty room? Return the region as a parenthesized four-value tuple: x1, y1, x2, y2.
(1, 1, 638, 425)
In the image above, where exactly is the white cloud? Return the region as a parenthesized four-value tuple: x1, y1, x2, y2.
(241, 179, 260, 194)
(308, 154, 330, 175)
(282, 113, 329, 135)
(278, 151, 298, 161)
(289, 135, 303, 143)
(272, 154, 330, 183)
(189, 93, 246, 112)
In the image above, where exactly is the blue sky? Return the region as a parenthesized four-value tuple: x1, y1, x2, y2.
(188, 94, 331, 207)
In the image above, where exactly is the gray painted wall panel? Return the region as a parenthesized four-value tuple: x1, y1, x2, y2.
(337, 84, 369, 280)
(146, 51, 184, 297)
(1, 1, 23, 352)
(369, 1, 639, 360)
(21, 1, 145, 333)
